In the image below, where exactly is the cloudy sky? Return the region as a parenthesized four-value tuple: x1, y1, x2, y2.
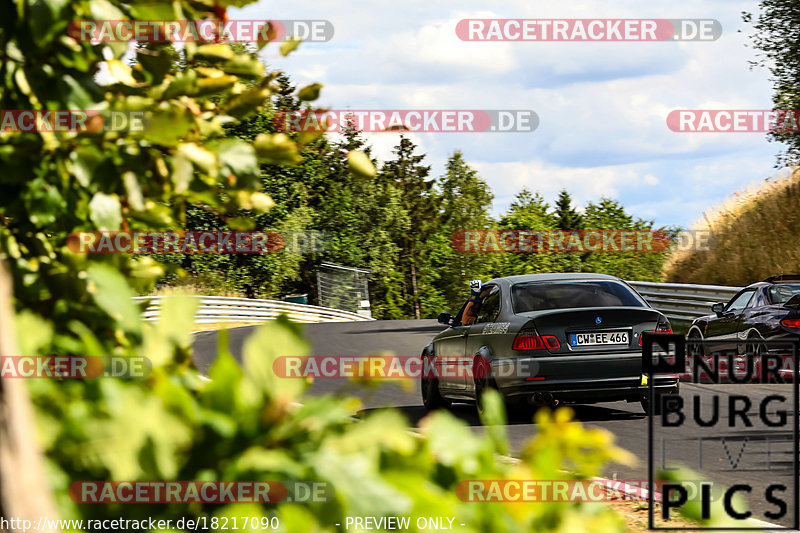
(233, 0, 785, 229)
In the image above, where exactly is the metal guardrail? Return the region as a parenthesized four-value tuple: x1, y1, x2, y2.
(133, 295, 374, 324)
(136, 283, 744, 325)
(627, 281, 743, 322)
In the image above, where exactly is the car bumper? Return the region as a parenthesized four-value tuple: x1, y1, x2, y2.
(491, 355, 679, 403)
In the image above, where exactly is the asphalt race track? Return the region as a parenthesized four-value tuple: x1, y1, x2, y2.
(193, 320, 798, 527)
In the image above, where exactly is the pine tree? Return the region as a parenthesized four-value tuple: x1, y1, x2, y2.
(380, 136, 437, 318)
(554, 190, 583, 230)
(430, 152, 495, 311)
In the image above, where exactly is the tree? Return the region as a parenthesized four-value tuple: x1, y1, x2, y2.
(379, 136, 437, 318)
(581, 198, 665, 280)
(425, 152, 496, 313)
(311, 124, 409, 318)
(743, 2, 800, 166)
(497, 190, 567, 275)
(551, 190, 584, 272)
(553, 189, 583, 230)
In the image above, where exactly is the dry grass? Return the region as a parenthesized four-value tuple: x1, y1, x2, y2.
(607, 499, 698, 532)
(149, 283, 248, 298)
(663, 167, 800, 285)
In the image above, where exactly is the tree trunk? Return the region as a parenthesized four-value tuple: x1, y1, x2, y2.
(410, 260, 420, 320)
(0, 261, 59, 533)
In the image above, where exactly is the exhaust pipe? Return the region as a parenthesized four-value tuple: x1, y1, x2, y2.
(530, 392, 559, 407)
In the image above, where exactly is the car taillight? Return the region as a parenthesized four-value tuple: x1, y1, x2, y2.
(513, 335, 560, 350)
(638, 324, 673, 345)
(781, 318, 800, 328)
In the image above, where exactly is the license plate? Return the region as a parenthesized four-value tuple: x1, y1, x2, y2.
(570, 331, 629, 346)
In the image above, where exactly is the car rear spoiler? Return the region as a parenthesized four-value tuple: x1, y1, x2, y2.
(784, 294, 800, 309)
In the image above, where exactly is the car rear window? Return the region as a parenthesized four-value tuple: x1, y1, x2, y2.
(769, 284, 800, 304)
(511, 280, 647, 313)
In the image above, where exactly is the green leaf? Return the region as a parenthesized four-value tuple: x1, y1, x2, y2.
(178, 143, 219, 176)
(69, 146, 103, 187)
(171, 152, 193, 193)
(26, 177, 64, 227)
(420, 411, 485, 474)
(224, 85, 271, 117)
(162, 70, 198, 99)
(196, 44, 235, 61)
(254, 133, 301, 165)
(144, 106, 195, 146)
(29, 0, 69, 48)
(156, 294, 197, 349)
(127, 1, 176, 20)
(123, 171, 144, 211)
(221, 55, 265, 78)
(347, 150, 377, 178)
(242, 318, 308, 402)
(250, 192, 275, 213)
(477, 388, 509, 455)
(212, 138, 258, 177)
(196, 75, 238, 96)
(312, 449, 413, 517)
(280, 37, 302, 56)
(297, 83, 322, 101)
(89, 192, 122, 231)
(202, 329, 242, 412)
(15, 311, 53, 356)
(86, 264, 141, 334)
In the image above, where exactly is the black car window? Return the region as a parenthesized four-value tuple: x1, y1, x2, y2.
(768, 284, 800, 304)
(474, 287, 501, 324)
(726, 290, 755, 312)
(511, 280, 646, 313)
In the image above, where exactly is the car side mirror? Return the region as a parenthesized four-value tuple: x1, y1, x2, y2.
(711, 303, 725, 316)
(438, 312, 452, 325)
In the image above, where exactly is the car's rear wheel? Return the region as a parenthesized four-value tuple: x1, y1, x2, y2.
(687, 329, 704, 357)
(421, 354, 448, 410)
(745, 332, 763, 357)
(474, 356, 497, 417)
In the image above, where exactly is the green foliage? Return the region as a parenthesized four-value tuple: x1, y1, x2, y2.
(30, 290, 634, 531)
(554, 190, 583, 231)
(580, 198, 670, 281)
(743, 1, 800, 167)
(421, 152, 496, 313)
(0, 0, 361, 352)
(379, 136, 438, 319)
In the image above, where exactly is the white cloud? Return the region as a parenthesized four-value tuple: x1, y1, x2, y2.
(232, 0, 787, 228)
